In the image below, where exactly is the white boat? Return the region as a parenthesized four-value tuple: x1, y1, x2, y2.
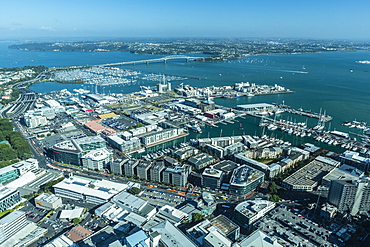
(186, 123, 202, 133)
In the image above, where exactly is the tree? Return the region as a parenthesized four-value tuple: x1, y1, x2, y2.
(268, 181, 278, 194)
(269, 194, 280, 202)
(72, 218, 81, 225)
(128, 187, 142, 195)
(192, 212, 203, 222)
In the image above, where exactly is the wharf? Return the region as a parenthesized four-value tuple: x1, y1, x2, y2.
(277, 105, 332, 122)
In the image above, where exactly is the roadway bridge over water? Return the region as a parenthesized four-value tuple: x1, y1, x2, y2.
(98, 55, 204, 67)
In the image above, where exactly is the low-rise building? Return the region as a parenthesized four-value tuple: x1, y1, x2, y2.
(234, 199, 275, 227)
(339, 151, 370, 172)
(282, 156, 340, 191)
(0, 158, 39, 184)
(205, 144, 225, 158)
(0, 186, 21, 212)
(106, 135, 141, 153)
(35, 193, 63, 210)
(172, 146, 199, 160)
(202, 167, 223, 189)
(188, 153, 216, 170)
(53, 175, 127, 205)
(136, 160, 152, 180)
(150, 220, 197, 247)
(150, 160, 165, 183)
(229, 165, 264, 197)
(322, 164, 364, 188)
(81, 148, 113, 171)
(0, 210, 28, 244)
(66, 225, 92, 243)
(238, 230, 283, 247)
(162, 164, 191, 187)
(236, 103, 277, 114)
(224, 142, 245, 156)
(234, 152, 280, 178)
(139, 127, 186, 147)
(187, 214, 240, 245)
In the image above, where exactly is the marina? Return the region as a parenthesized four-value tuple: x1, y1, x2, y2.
(275, 103, 333, 122)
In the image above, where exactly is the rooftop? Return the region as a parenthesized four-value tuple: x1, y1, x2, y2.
(208, 214, 239, 235)
(151, 220, 197, 247)
(35, 193, 61, 204)
(82, 148, 112, 161)
(213, 160, 239, 173)
(0, 210, 24, 226)
(230, 165, 264, 186)
(235, 199, 275, 217)
(202, 167, 223, 178)
(113, 191, 147, 212)
(66, 225, 92, 242)
(283, 156, 338, 188)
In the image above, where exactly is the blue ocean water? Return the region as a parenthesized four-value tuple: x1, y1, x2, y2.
(1, 42, 370, 151)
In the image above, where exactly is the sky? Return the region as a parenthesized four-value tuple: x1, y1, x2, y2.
(1, 0, 370, 41)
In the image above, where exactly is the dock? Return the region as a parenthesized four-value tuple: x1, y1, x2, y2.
(277, 105, 332, 122)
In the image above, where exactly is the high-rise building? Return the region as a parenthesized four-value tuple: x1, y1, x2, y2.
(328, 178, 370, 215)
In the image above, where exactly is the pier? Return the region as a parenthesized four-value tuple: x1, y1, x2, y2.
(277, 104, 332, 122)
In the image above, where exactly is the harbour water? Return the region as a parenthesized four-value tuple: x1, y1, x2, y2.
(1, 42, 370, 153)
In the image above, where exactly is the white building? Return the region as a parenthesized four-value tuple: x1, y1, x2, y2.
(35, 193, 63, 210)
(234, 199, 275, 227)
(150, 220, 197, 247)
(238, 230, 283, 247)
(24, 114, 48, 128)
(53, 176, 128, 205)
(81, 148, 113, 171)
(0, 210, 28, 244)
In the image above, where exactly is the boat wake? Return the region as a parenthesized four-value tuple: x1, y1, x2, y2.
(279, 70, 309, 74)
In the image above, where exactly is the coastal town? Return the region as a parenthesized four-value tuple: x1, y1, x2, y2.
(0, 56, 370, 247)
(9, 38, 370, 62)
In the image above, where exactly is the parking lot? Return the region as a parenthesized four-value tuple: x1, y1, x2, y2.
(263, 206, 344, 247)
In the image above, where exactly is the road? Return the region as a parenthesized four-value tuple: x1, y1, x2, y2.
(0, 71, 47, 119)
